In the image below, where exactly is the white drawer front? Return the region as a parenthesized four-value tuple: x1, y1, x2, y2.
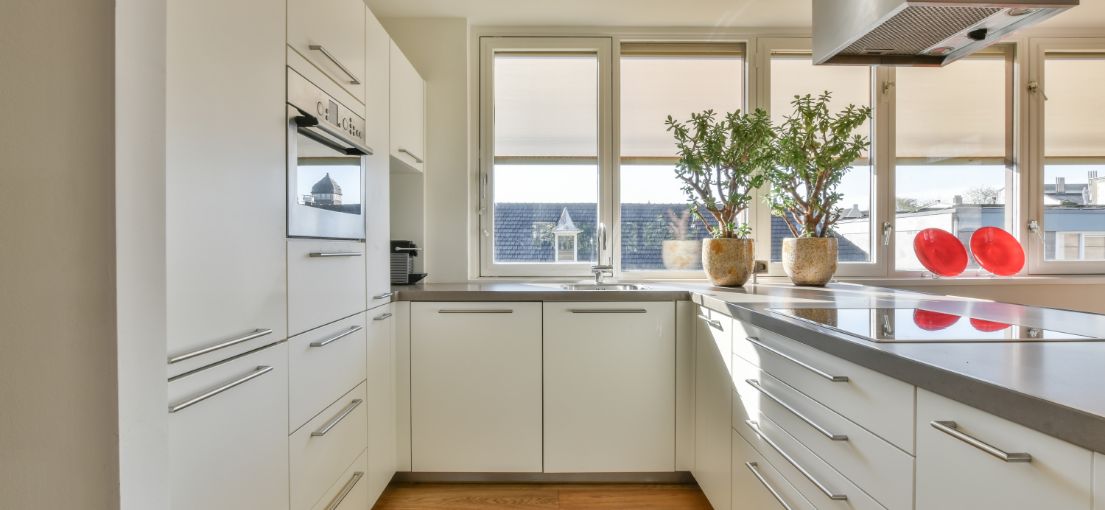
(310, 449, 370, 510)
(733, 430, 816, 510)
(739, 325, 914, 452)
(291, 382, 369, 510)
(917, 389, 1092, 510)
(288, 239, 367, 336)
(169, 343, 289, 510)
(289, 313, 368, 432)
(746, 414, 887, 510)
(733, 354, 913, 510)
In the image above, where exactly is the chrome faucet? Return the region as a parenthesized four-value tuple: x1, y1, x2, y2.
(590, 264, 614, 285)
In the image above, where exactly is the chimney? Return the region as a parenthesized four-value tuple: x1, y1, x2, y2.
(953, 195, 963, 206)
(1056, 177, 1066, 193)
(1090, 170, 1100, 181)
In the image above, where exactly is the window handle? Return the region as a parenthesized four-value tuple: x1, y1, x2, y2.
(1028, 80, 1049, 101)
(881, 222, 893, 247)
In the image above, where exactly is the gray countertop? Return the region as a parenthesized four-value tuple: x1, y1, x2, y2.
(395, 280, 1105, 453)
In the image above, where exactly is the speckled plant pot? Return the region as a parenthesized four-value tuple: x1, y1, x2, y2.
(782, 237, 838, 287)
(701, 238, 755, 287)
(661, 240, 703, 270)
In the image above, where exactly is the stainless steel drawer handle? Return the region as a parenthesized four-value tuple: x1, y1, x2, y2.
(746, 462, 795, 510)
(373, 292, 394, 300)
(311, 399, 364, 437)
(697, 314, 724, 330)
(747, 336, 849, 383)
(308, 44, 361, 85)
(373, 312, 393, 321)
(745, 420, 848, 501)
(310, 325, 363, 348)
(568, 309, 647, 314)
(309, 251, 362, 258)
(168, 328, 273, 364)
(398, 148, 424, 163)
(324, 471, 364, 510)
(930, 421, 1032, 463)
(169, 366, 274, 413)
(746, 379, 848, 441)
(438, 309, 514, 314)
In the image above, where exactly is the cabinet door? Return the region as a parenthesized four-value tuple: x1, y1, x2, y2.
(389, 42, 425, 173)
(694, 307, 733, 510)
(166, 0, 286, 376)
(366, 305, 396, 502)
(169, 343, 288, 510)
(543, 302, 676, 473)
(916, 389, 1092, 510)
(732, 430, 815, 510)
(365, 11, 392, 308)
(287, 0, 366, 103)
(411, 302, 542, 472)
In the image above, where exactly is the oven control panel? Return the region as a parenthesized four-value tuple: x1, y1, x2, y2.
(287, 68, 366, 144)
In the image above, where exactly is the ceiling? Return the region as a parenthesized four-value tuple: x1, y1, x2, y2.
(364, 0, 1105, 29)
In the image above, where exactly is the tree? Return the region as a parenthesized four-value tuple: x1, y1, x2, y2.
(964, 186, 1002, 205)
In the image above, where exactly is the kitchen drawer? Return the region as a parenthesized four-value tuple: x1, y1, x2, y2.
(733, 354, 913, 510)
(746, 414, 887, 510)
(739, 324, 914, 452)
(169, 343, 289, 510)
(288, 239, 367, 336)
(289, 312, 368, 432)
(733, 430, 815, 510)
(291, 382, 369, 510)
(916, 389, 1092, 510)
(310, 449, 370, 510)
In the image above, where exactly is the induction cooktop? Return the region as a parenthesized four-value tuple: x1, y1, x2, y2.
(769, 307, 1101, 343)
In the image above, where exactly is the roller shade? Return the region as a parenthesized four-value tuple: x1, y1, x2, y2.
(620, 43, 745, 159)
(1045, 53, 1105, 160)
(769, 54, 872, 159)
(493, 53, 598, 158)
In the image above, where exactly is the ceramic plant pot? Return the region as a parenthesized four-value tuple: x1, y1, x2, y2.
(782, 237, 838, 287)
(701, 238, 755, 287)
(661, 240, 703, 270)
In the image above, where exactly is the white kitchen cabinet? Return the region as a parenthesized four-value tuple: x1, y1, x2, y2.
(288, 313, 368, 433)
(694, 306, 734, 510)
(732, 430, 815, 510)
(169, 343, 288, 510)
(291, 382, 369, 510)
(165, 0, 286, 376)
(389, 42, 425, 173)
(365, 11, 392, 309)
(916, 389, 1093, 510)
(1095, 453, 1105, 510)
(366, 304, 396, 501)
(287, 239, 367, 336)
(310, 449, 370, 510)
(287, 0, 366, 104)
(543, 302, 676, 473)
(410, 302, 542, 472)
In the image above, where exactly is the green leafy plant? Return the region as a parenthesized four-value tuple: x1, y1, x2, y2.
(767, 92, 872, 238)
(665, 109, 774, 239)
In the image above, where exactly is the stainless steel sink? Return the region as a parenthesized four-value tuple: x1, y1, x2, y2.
(560, 283, 647, 291)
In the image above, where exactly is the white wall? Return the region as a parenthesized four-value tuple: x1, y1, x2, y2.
(382, 17, 471, 282)
(0, 1, 120, 508)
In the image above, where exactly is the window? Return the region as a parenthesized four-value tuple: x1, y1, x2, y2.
(766, 50, 875, 268)
(618, 42, 745, 273)
(893, 50, 1012, 273)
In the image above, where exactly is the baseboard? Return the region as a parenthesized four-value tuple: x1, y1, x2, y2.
(391, 471, 696, 484)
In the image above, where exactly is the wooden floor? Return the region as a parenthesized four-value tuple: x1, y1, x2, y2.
(372, 483, 712, 510)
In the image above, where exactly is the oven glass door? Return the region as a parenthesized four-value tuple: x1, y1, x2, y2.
(288, 109, 365, 240)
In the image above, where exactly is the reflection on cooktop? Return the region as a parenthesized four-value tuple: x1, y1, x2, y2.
(769, 307, 1100, 343)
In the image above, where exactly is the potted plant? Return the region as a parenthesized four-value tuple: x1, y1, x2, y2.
(767, 92, 872, 286)
(665, 109, 774, 286)
(661, 209, 702, 270)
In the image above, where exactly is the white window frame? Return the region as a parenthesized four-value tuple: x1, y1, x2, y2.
(477, 37, 614, 277)
(1027, 37, 1105, 274)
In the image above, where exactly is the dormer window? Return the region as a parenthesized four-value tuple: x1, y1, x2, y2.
(554, 207, 581, 262)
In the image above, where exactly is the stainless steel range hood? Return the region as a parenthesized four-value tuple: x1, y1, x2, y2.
(813, 0, 1077, 66)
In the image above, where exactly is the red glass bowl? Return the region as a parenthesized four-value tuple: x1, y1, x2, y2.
(913, 228, 969, 277)
(913, 309, 961, 331)
(970, 227, 1025, 276)
(970, 317, 1011, 333)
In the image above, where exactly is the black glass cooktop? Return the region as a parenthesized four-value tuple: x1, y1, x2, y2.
(769, 307, 1100, 343)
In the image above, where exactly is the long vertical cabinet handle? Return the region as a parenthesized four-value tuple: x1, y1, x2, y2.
(168, 328, 273, 364)
(169, 366, 274, 413)
(930, 421, 1032, 462)
(746, 337, 849, 382)
(323, 471, 364, 510)
(745, 420, 848, 501)
(746, 462, 795, 510)
(308, 44, 361, 85)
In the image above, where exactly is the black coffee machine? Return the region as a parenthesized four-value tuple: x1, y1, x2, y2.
(390, 240, 427, 285)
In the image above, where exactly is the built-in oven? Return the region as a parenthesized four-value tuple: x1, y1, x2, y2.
(287, 68, 371, 240)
